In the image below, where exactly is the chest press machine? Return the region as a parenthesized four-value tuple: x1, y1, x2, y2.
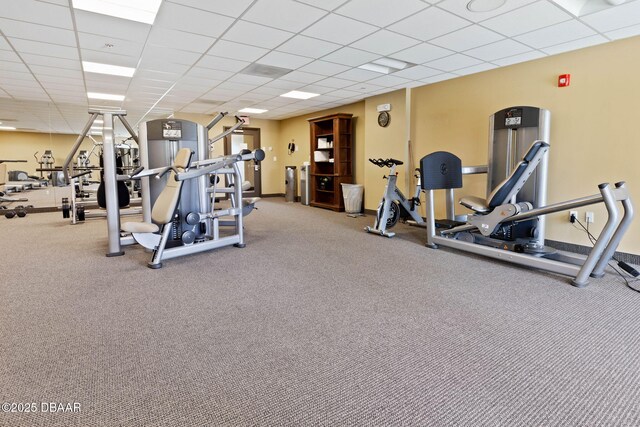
(121, 147, 265, 268)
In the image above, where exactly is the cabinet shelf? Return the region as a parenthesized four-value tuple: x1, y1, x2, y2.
(308, 113, 353, 212)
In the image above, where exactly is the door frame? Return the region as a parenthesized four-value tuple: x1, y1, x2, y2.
(223, 126, 262, 197)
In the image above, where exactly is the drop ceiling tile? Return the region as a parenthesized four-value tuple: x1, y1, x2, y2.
(0, 71, 38, 82)
(392, 65, 444, 79)
(424, 54, 483, 71)
(0, 61, 29, 73)
(390, 42, 453, 64)
(0, 19, 76, 47)
(606, 23, 640, 40)
(243, 0, 327, 32)
(138, 59, 191, 75)
(437, 0, 538, 23)
(197, 55, 251, 72)
(78, 33, 144, 58)
(302, 14, 377, 45)
(325, 89, 364, 98)
(187, 67, 235, 81)
(31, 66, 83, 79)
(358, 75, 409, 88)
(515, 20, 596, 48)
(421, 73, 458, 83)
(295, 0, 349, 11)
(74, 10, 151, 42)
(482, 1, 572, 37)
(453, 62, 497, 76)
(135, 69, 182, 82)
(262, 79, 302, 90)
(217, 81, 256, 92)
(138, 47, 202, 68)
(207, 40, 269, 62)
(322, 47, 380, 67)
(277, 35, 341, 59)
(280, 70, 325, 84)
(541, 34, 607, 55)
(430, 25, 503, 51)
(464, 39, 531, 61)
(0, 50, 21, 63)
(581, 0, 640, 32)
(228, 74, 273, 85)
(1, 0, 72, 29)
(334, 68, 383, 82)
(222, 21, 294, 49)
(297, 84, 339, 95)
(351, 30, 421, 56)
(315, 77, 356, 88)
(336, 0, 428, 27)
(251, 86, 288, 96)
(387, 8, 470, 41)
(80, 50, 139, 68)
(491, 50, 546, 66)
(148, 27, 216, 53)
(21, 54, 81, 71)
(257, 51, 314, 69)
(9, 38, 78, 60)
(204, 88, 244, 101)
(234, 92, 274, 102)
(298, 60, 350, 76)
(155, 3, 234, 38)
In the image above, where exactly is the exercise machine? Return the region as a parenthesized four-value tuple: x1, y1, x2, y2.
(420, 141, 634, 287)
(365, 158, 424, 237)
(121, 147, 265, 268)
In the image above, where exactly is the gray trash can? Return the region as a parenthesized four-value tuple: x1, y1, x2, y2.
(300, 164, 310, 205)
(341, 183, 364, 214)
(285, 166, 297, 202)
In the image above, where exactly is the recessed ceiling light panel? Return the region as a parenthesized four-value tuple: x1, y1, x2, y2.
(358, 63, 392, 74)
(83, 61, 136, 77)
(0, 126, 17, 130)
(238, 108, 268, 114)
(72, 0, 163, 24)
(87, 92, 125, 101)
(280, 91, 320, 100)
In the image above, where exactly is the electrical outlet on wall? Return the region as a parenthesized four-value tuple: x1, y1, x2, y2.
(586, 212, 594, 224)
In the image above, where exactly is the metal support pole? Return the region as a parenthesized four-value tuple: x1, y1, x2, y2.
(102, 112, 124, 256)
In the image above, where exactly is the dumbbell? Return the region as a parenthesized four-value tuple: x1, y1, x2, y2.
(15, 205, 27, 218)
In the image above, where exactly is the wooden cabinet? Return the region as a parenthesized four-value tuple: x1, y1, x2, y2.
(308, 113, 353, 211)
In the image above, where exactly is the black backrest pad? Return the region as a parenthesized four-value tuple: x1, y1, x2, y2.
(420, 151, 463, 190)
(487, 140, 548, 208)
(487, 161, 528, 208)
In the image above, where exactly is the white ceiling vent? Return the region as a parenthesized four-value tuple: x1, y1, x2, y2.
(240, 63, 293, 79)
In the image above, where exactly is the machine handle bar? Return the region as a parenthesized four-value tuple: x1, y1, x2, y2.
(368, 158, 403, 168)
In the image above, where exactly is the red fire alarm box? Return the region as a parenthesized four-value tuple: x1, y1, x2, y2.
(558, 74, 570, 87)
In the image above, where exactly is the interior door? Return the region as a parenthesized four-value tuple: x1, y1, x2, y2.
(224, 126, 261, 198)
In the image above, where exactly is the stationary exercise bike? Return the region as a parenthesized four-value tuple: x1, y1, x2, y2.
(365, 158, 425, 237)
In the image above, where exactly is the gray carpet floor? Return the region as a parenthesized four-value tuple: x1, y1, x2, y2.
(1, 199, 640, 426)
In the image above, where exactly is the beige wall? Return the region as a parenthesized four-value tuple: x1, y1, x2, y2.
(411, 36, 640, 254)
